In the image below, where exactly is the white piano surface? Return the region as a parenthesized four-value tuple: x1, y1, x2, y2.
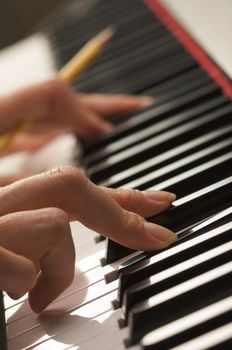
(0, 34, 55, 96)
(0, 1, 231, 349)
(161, 0, 232, 80)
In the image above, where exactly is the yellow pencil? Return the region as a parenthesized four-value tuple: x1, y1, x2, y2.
(0, 26, 114, 153)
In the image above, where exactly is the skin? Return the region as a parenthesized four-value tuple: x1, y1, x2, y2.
(0, 79, 176, 313)
(0, 78, 154, 156)
(0, 78, 153, 185)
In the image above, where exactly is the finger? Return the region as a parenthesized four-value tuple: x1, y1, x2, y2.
(0, 166, 177, 251)
(37, 79, 113, 137)
(0, 208, 75, 313)
(0, 172, 33, 186)
(66, 100, 113, 138)
(79, 93, 154, 117)
(0, 78, 112, 141)
(0, 246, 36, 298)
(104, 187, 176, 217)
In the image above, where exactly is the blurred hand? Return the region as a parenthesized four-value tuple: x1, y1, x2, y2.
(0, 78, 153, 186)
(0, 166, 176, 313)
(0, 78, 153, 153)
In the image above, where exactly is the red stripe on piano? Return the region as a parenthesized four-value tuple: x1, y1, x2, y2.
(143, 0, 232, 100)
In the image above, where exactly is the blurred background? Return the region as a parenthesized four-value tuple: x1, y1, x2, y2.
(0, 0, 63, 49)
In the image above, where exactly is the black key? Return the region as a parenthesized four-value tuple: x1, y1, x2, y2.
(134, 141, 232, 192)
(149, 176, 232, 231)
(89, 89, 229, 183)
(84, 51, 196, 94)
(158, 155, 231, 198)
(77, 32, 181, 90)
(141, 67, 209, 99)
(151, 324, 232, 350)
(85, 83, 220, 156)
(105, 240, 135, 265)
(83, 68, 213, 155)
(89, 104, 231, 185)
(61, 12, 164, 73)
(83, 68, 212, 156)
(126, 263, 231, 345)
(105, 175, 232, 264)
(117, 207, 232, 278)
(101, 123, 232, 188)
(51, 1, 148, 50)
(85, 78, 221, 166)
(117, 219, 232, 305)
(103, 131, 232, 190)
(77, 24, 168, 82)
(122, 240, 231, 323)
(141, 298, 232, 350)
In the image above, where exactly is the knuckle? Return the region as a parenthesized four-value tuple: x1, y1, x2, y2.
(128, 188, 143, 202)
(122, 210, 145, 232)
(43, 166, 89, 197)
(45, 166, 87, 188)
(62, 166, 91, 193)
(117, 188, 142, 207)
(41, 207, 70, 242)
(42, 166, 91, 217)
(61, 166, 87, 185)
(49, 207, 69, 228)
(112, 210, 146, 249)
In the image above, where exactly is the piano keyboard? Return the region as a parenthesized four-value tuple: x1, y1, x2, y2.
(1, 0, 232, 349)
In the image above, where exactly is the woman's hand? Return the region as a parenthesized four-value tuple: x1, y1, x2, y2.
(0, 78, 153, 154)
(0, 78, 153, 185)
(0, 166, 176, 313)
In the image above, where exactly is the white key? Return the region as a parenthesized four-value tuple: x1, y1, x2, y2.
(7, 277, 118, 337)
(8, 291, 117, 350)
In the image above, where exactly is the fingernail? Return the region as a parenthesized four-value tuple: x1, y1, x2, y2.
(144, 221, 177, 246)
(138, 97, 155, 107)
(143, 190, 176, 202)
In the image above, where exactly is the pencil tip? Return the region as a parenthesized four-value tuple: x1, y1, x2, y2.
(108, 25, 117, 36)
(98, 26, 116, 45)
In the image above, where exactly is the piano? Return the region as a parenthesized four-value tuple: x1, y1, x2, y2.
(0, 0, 231, 349)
